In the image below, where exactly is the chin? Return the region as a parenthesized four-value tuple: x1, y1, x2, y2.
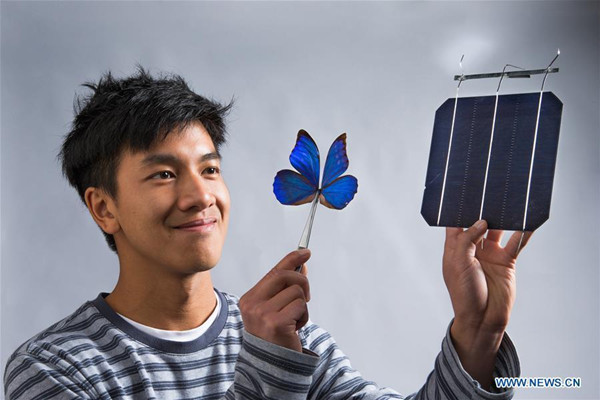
(172, 262, 215, 276)
(185, 254, 220, 274)
(172, 240, 224, 274)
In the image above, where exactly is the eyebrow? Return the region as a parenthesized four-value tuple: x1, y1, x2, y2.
(140, 152, 221, 168)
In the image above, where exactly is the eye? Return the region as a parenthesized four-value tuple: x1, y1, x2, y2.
(151, 171, 176, 180)
(204, 167, 220, 175)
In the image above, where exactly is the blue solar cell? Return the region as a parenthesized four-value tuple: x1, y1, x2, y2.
(421, 92, 562, 231)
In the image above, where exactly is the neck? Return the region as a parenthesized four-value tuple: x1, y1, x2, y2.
(106, 261, 217, 331)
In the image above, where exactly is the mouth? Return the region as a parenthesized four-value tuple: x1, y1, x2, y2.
(174, 218, 218, 233)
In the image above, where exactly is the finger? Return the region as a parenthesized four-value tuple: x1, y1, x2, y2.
(295, 301, 309, 331)
(254, 269, 311, 302)
(505, 230, 534, 258)
(458, 220, 487, 249)
(446, 227, 463, 239)
(299, 263, 309, 277)
(273, 249, 311, 272)
(485, 229, 504, 243)
(278, 297, 309, 330)
(250, 249, 310, 298)
(266, 284, 309, 313)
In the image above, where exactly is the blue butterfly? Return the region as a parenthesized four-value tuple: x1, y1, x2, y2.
(273, 130, 358, 210)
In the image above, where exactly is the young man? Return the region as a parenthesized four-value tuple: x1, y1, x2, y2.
(4, 69, 529, 399)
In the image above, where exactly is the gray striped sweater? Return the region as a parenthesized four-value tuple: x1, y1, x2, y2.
(4, 291, 519, 399)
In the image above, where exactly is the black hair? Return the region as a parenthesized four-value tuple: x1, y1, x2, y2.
(58, 67, 233, 253)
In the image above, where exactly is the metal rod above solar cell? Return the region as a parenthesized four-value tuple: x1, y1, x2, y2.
(454, 67, 559, 82)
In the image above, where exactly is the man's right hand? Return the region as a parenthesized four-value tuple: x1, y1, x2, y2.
(239, 249, 311, 352)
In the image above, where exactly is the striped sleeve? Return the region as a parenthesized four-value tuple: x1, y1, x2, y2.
(222, 330, 320, 399)
(298, 320, 520, 400)
(406, 321, 520, 400)
(4, 342, 97, 400)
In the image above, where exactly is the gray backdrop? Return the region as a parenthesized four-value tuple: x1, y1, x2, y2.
(1, 1, 598, 399)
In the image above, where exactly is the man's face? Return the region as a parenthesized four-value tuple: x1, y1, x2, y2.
(110, 122, 230, 275)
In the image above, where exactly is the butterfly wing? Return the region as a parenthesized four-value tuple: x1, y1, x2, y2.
(320, 175, 358, 209)
(289, 130, 320, 188)
(273, 169, 318, 205)
(322, 133, 350, 188)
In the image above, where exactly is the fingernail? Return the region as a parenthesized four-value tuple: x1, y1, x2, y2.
(475, 220, 486, 230)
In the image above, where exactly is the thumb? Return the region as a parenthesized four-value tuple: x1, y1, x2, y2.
(273, 248, 311, 272)
(460, 219, 487, 248)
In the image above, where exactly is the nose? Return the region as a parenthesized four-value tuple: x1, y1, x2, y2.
(176, 171, 215, 211)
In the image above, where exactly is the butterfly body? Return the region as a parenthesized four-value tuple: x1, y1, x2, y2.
(273, 130, 358, 210)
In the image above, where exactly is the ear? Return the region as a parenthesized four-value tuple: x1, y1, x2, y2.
(84, 187, 120, 235)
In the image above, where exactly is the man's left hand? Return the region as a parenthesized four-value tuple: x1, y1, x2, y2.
(443, 220, 532, 390)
